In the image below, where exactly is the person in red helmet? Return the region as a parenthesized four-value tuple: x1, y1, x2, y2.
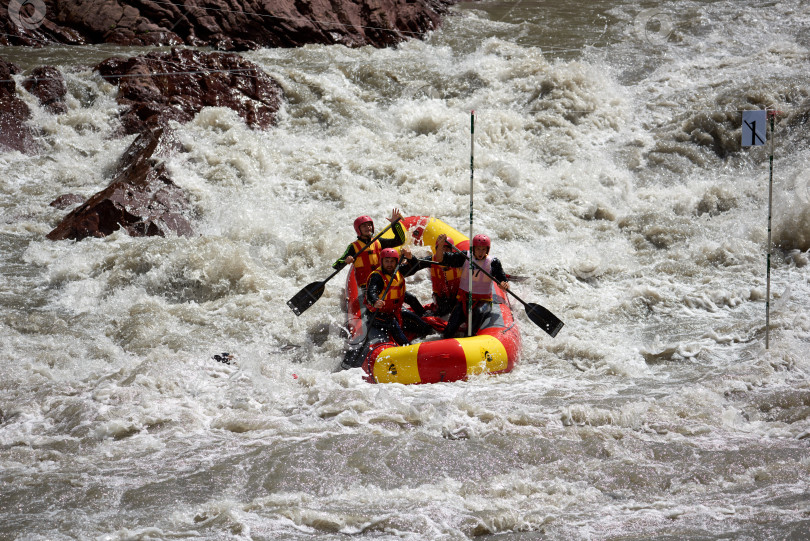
(434, 232, 510, 338)
(364, 246, 433, 346)
(419, 235, 463, 317)
(332, 208, 406, 292)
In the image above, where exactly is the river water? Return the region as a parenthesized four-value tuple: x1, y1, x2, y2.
(2, 1, 809, 539)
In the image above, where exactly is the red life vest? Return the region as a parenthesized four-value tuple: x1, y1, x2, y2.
(430, 258, 462, 299)
(364, 268, 406, 314)
(351, 238, 381, 287)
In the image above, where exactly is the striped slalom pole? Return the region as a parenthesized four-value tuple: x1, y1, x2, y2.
(468, 111, 475, 337)
(766, 110, 775, 349)
(741, 109, 776, 350)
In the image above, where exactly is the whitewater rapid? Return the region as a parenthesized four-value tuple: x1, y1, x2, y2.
(2, 0, 809, 539)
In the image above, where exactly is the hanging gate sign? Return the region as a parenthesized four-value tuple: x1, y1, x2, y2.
(742, 110, 767, 147)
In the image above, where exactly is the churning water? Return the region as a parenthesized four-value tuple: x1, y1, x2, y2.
(1, 0, 809, 539)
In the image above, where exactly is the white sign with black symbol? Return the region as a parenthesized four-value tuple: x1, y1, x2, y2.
(741, 110, 767, 147)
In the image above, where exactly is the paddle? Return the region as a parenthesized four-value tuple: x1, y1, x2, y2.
(421, 259, 526, 282)
(287, 217, 402, 316)
(343, 253, 406, 368)
(448, 244, 564, 337)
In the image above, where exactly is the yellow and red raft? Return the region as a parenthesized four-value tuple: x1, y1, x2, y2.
(343, 216, 521, 384)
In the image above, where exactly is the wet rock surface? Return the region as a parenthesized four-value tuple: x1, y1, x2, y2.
(96, 48, 283, 134)
(1, 0, 457, 49)
(4, 0, 458, 241)
(49, 193, 86, 210)
(0, 58, 38, 153)
(47, 126, 194, 241)
(47, 48, 283, 241)
(22, 65, 68, 114)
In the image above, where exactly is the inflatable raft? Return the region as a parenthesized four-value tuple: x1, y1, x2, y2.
(342, 216, 521, 384)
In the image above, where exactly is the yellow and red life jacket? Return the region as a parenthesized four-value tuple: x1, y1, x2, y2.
(364, 268, 406, 314)
(430, 258, 462, 299)
(351, 238, 381, 287)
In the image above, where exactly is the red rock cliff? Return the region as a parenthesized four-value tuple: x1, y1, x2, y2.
(1, 0, 457, 49)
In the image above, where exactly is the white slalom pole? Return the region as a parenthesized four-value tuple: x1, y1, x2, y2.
(741, 109, 773, 350)
(468, 111, 475, 337)
(766, 110, 775, 349)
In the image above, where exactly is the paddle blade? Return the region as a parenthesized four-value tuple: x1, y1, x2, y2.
(526, 303, 564, 337)
(341, 345, 365, 370)
(286, 281, 326, 316)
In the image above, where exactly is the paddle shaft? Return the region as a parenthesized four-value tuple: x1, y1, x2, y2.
(449, 243, 511, 295)
(457, 249, 525, 303)
(337, 216, 402, 274)
(287, 217, 402, 315)
(421, 259, 527, 281)
(316, 264, 345, 289)
(448, 243, 563, 336)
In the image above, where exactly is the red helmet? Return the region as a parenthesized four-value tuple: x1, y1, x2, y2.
(353, 215, 373, 236)
(472, 234, 491, 248)
(380, 248, 399, 260)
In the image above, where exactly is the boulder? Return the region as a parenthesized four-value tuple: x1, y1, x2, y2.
(49, 193, 85, 209)
(1, 0, 457, 49)
(0, 58, 38, 153)
(46, 126, 194, 241)
(23, 65, 67, 114)
(96, 48, 283, 134)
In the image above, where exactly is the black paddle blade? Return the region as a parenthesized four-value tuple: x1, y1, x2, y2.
(526, 303, 564, 337)
(286, 281, 326, 316)
(341, 345, 365, 370)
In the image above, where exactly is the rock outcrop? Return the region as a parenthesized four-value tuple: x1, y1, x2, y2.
(96, 48, 283, 134)
(23, 65, 68, 114)
(47, 126, 194, 241)
(0, 58, 38, 153)
(47, 48, 284, 241)
(49, 193, 85, 209)
(1, 0, 457, 50)
(7, 0, 459, 241)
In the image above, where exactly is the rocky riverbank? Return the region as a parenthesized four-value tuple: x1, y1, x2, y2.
(1, 0, 457, 50)
(1, 0, 458, 240)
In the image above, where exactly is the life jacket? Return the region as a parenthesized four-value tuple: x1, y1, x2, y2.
(351, 238, 381, 287)
(431, 257, 462, 299)
(459, 254, 493, 301)
(364, 268, 406, 314)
